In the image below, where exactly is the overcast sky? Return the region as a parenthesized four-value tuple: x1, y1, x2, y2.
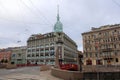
(0, 0, 120, 51)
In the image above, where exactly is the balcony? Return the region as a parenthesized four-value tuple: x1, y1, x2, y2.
(40, 56, 46, 58)
(101, 48, 113, 52)
(45, 56, 54, 59)
(102, 55, 115, 59)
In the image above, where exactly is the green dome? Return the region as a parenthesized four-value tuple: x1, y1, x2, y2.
(54, 20, 63, 32)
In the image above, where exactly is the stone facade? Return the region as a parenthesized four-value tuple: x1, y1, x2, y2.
(26, 32, 77, 65)
(82, 24, 120, 65)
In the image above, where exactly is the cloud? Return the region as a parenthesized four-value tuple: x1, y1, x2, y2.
(0, 0, 120, 51)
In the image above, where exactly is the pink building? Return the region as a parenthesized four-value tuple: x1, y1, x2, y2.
(0, 49, 12, 62)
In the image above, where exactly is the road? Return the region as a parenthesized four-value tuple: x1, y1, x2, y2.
(0, 67, 62, 80)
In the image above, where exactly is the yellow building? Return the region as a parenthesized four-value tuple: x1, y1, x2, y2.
(82, 24, 120, 65)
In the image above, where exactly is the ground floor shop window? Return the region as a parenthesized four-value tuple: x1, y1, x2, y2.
(86, 59, 92, 65)
(96, 59, 102, 65)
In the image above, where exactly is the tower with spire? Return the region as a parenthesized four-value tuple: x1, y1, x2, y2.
(54, 5, 63, 32)
(26, 4, 78, 66)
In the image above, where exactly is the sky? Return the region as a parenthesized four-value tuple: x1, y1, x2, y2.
(0, 0, 120, 51)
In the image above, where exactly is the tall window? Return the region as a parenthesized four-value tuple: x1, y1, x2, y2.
(40, 53, 44, 56)
(50, 47, 54, 50)
(50, 52, 54, 56)
(36, 49, 39, 52)
(27, 54, 31, 57)
(114, 44, 116, 48)
(40, 60, 44, 62)
(95, 53, 98, 57)
(40, 48, 44, 51)
(96, 60, 102, 65)
(86, 53, 88, 57)
(116, 58, 119, 62)
(32, 54, 35, 57)
(45, 53, 49, 56)
(18, 54, 21, 57)
(36, 54, 39, 57)
(86, 59, 92, 65)
(89, 53, 92, 57)
(115, 52, 118, 56)
(32, 49, 35, 52)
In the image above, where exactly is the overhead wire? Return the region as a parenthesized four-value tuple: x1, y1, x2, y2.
(29, 0, 52, 25)
(20, 0, 51, 25)
(112, 0, 120, 7)
(16, 0, 53, 44)
(0, 0, 58, 47)
(0, 0, 55, 33)
(0, 0, 50, 25)
(28, 0, 54, 32)
(0, 0, 18, 44)
(17, 0, 51, 30)
(28, 0, 53, 32)
(16, 0, 33, 43)
(0, 0, 28, 44)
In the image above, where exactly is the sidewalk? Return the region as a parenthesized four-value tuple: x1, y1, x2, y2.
(0, 67, 62, 80)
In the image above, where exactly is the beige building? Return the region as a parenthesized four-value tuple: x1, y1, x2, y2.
(26, 8, 78, 65)
(27, 32, 77, 65)
(82, 24, 120, 65)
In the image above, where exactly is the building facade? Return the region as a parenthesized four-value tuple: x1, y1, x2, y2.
(11, 46, 27, 65)
(0, 49, 12, 63)
(26, 7, 78, 65)
(27, 32, 77, 65)
(82, 24, 120, 65)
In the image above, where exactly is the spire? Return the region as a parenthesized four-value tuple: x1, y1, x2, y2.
(54, 4, 63, 32)
(57, 5, 60, 21)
